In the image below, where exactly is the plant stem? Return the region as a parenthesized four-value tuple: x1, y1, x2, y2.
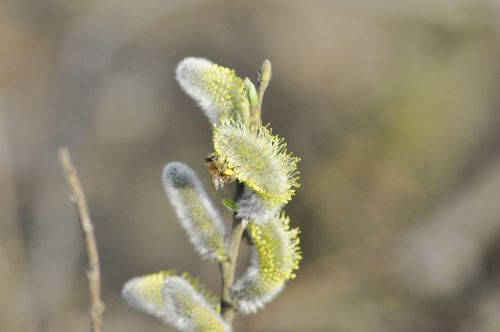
(219, 60, 270, 327)
(220, 182, 248, 325)
(59, 147, 105, 332)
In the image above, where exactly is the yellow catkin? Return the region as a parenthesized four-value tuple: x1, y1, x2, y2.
(213, 117, 300, 204)
(201, 64, 248, 116)
(136, 270, 176, 306)
(248, 214, 302, 286)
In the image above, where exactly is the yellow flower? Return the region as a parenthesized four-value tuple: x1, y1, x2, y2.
(176, 57, 249, 124)
(249, 215, 301, 282)
(163, 277, 229, 332)
(213, 117, 300, 204)
(122, 270, 175, 316)
(122, 271, 228, 331)
(232, 213, 302, 314)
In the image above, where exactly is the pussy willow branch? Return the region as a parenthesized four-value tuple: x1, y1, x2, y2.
(59, 148, 105, 332)
(219, 60, 271, 326)
(220, 184, 248, 323)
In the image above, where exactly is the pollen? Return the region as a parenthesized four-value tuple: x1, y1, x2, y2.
(176, 57, 250, 124)
(213, 117, 300, 204)
(162, 277, 230, 332)
(200, 64, 248, 117)
(231, 213, 302, 314)
(122, 270, 222, 321)
(249, 213, 302, 285)
(135, 270, 176, 306)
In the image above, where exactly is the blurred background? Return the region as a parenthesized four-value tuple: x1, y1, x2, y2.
(2, 0, 500, 331)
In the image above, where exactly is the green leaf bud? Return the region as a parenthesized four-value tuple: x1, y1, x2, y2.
(222, 198, 239, 212)
(244, 77, 259, 108)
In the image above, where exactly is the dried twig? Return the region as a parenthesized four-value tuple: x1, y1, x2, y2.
(59, 147, 105, 332)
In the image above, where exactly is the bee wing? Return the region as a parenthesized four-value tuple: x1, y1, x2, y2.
(212, 175, 224, 190)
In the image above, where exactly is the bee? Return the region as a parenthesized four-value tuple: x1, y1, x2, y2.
(205, 152, 235, 190)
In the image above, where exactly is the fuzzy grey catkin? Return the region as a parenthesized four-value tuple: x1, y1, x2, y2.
(176, 57, 249, 124)
(162, 277, 231, 332)
(162, 162, 228, 262)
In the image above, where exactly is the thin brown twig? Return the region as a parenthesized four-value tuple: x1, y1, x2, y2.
(59, 147, 105, 332)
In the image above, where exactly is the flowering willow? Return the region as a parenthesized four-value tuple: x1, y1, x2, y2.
(123, 271, 229, 331)
(213, 117, 300, 205)
(176, 57, 249, 124)
(122, 57, 302, 331)
(232, 213, 301, 314)
(162, 162, 228, 262)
